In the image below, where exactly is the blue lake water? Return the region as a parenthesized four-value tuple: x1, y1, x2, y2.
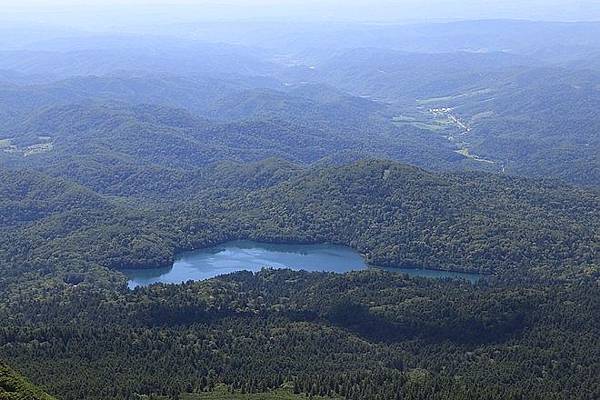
(124, 240, 482, 288)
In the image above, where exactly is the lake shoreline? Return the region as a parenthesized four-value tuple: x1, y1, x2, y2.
(124, 240, 486, 289)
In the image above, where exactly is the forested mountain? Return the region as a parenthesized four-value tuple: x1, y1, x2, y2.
(0, 362, 55, 400)
(0, 169, 109, 227)
(2, 35, 600, 186)
(0, 75, 380, 129)
(1, 17, 600, 400)
(0, 74, 282, 130)
(165, 20, 600, 62)
(0, 37, 275, 78)
(411, 67, 600, 185)
(2, 268, 599, 400)
(2, 158, 600, 399)
(298, 49, 537, 102)
(0, 98, 475, 196)
(291, 47, 600, 185)
(3, 160, 599, 280)
(568, 50, 600, 71)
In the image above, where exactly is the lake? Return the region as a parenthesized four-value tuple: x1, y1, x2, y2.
(124, 240, 482, 288)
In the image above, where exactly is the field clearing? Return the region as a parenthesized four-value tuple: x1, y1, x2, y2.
(416, 88, 494, 105)
(393, 118, 453, 132)
(392, 115, 417, 122)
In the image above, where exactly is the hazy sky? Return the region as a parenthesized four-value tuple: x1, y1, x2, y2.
(4, 0, 600, 27)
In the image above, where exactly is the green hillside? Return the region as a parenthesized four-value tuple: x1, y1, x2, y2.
(2, 160, 599, 277)
(0, 363, 55, 400)
(1, 18, 600, 400)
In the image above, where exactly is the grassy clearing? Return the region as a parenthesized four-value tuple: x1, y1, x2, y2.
(393, 119, 450, 132)
(411, 121, 447, 131)
(416, 88, 493, 105)
(416, 94, 458, 105)
(455, 148, 496, 164)
(23, 143, 53, 157)
(392, 115, 449, 132)
(392, 115, 417, 122)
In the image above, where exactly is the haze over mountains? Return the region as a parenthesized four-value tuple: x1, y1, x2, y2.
(1, 4, 600, 400)
(2, 19, 600, 185)
(5, 0, 600, 26)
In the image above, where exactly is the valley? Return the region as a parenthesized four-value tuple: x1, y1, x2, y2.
(392, 103, 500, 168)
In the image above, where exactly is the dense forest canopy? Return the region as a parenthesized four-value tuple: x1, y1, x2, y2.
(0, 17, 600, 400)
(0, 362, 55, 400)
(3, 160, 599, 277)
